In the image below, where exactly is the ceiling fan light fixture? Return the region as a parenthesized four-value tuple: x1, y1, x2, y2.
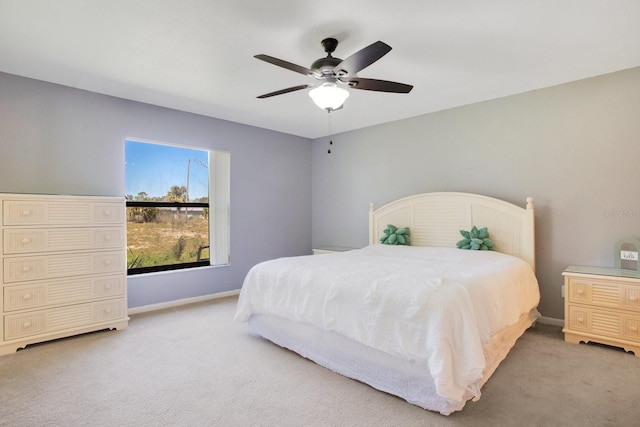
(309, 82, 349, 111)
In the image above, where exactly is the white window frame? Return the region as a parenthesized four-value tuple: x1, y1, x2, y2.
(125, 138, 230, 274)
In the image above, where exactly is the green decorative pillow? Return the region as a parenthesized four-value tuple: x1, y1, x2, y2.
(380, 224, 411, 245)
(456, 226, 494, 251)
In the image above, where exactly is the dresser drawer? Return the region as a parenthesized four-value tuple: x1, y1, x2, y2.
(3, 274, 125, 312)
(566, 276, 640, 313)
(4, 299, 126, 340)
(3, 251, 124, 284)
(2, 199, 123, 226)
(3, 227, 124, 255)
(567, 305, 640, 344)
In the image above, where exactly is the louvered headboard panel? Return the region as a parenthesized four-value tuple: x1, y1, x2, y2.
(369, 192, 535, 270)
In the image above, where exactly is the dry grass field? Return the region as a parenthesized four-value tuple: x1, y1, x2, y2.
(126, 214, 209, 268)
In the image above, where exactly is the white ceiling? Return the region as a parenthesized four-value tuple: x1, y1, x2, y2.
(1, 1, 639, 139)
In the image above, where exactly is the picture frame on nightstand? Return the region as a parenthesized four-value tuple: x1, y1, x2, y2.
(615, 236, 640, 271)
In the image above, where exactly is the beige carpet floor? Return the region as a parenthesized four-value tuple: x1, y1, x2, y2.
(1, 296, 639, 426)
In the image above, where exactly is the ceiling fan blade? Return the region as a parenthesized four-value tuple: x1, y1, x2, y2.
(257, 84, 314, 99)
(343, 77, 413, 93)
(254, 54, 314, 76)
(333, 41, 392, 76)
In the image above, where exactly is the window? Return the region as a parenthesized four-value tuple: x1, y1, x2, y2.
(125, 139, 230, 275)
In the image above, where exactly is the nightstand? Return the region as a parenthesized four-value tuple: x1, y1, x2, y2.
(312, 246, 357, 255)
(562, 265, 640, 356)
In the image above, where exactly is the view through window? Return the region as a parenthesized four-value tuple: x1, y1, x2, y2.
(125, 139, 222, 274)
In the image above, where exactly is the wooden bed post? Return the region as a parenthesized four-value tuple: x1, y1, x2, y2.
(369, 202, 375, 245)
(525, 197, 535, 271)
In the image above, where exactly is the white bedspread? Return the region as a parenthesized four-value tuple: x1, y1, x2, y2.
(234, 244, 540, 404)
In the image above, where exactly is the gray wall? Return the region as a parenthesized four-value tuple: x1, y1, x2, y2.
(0, 72, 312, 308)
(311, 67, 640, 320)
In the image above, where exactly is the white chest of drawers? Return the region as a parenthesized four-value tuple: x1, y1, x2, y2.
(1, 194, 128, 355)
(563, 265, 640, 357)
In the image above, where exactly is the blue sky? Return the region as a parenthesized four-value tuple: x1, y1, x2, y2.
(125, 140, 209, 200)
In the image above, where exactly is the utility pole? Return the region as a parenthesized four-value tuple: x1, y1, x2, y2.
(186, 159, 191, 202)
(186, 157, 208, 219)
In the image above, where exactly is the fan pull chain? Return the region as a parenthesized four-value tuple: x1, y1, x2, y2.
(327, 109, 334, 154)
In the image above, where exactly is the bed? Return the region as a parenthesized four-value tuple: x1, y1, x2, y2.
(235, 192, 540, 415)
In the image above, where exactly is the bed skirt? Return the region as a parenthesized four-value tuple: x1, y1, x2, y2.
(248, 308, 540, 415)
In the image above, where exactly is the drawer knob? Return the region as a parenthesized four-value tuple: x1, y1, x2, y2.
(105, 308, 112, 314)
(630, 326, 638, 332)
(23, 293, 32, 300)
(23, 321, 32, 329)
(104, 235, 112, 241)
(631, 296, 639, 302)
(21, 238, 31, 244)
(105, 284, 112, 290)
(104, 210, 111, 216)
(577, 289, 584, 295)
(22, 266, 31, 272)
(22, 210, 31, 216)
(104, 260, 112, 266)
(577, 317, 584, 323)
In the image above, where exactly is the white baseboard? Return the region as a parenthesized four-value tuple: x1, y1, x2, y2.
(536, 316, 564, 327)
(128, 289, 240, 315)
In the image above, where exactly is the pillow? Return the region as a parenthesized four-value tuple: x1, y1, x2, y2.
(456, 226, 494, 250)
(380, 224, 411, 245)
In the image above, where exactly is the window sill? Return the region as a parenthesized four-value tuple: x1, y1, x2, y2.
(127, 263, 229, 277)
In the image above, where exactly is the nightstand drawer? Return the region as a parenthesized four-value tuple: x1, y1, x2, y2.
(567, 305, 640, 344)
(623, 317, 640, 342)
(566, 277, 640, 313)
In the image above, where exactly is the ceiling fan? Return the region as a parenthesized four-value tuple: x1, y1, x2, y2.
(254, 38, 413, 111)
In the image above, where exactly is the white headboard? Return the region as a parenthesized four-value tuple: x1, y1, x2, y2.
(369, 192, 535, 270)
